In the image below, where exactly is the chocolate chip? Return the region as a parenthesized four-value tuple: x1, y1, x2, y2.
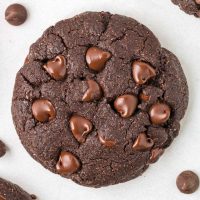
(70, 115, 93, 143)
(24, 56, 30, 65)
(139, 91, 150, 102)
(5, 4, 27, 26)
(149, 148, 164, 163)
(98, 135, 116, 147)
(132, 61, 156, 84)
(149, 103, 171, 125)
(43, 55, 67, 80)
(32, 99, 56, 122)
(82, 80, 102, 102)
(176, 171, 199, 194)
(114, 94, 138, 118)
(132, 133, 154, 151)
(0, 195, 5, 200)
(86, 47, 111, 72)
(0, 140, 6, 158)
(195, 0, 200, 5)
(30, 194, 37, 199)
(56, 151, 80, 175)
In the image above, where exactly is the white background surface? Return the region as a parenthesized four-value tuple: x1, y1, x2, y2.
(0, 0, 200, 199)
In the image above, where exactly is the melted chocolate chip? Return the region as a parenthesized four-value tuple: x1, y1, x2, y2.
(132, 61, 156, 84)
(149, 148, 164, 163)
(176, 171, 199, 194)
(82, 80, 102, 102)
(114, 95, 138, 118)
(149, 103, 171, 125)
(43, 55, 67, 80)
(70, 115, 93, 143)
(5, 4, 27, 26)
(0, 140, 6, 158)
(32, 99, 56, 122)
(98, 135, 116, 147)
(56, 151, 80, 175)
(86, 47, 111, 72)
(132, 133, 154, 151)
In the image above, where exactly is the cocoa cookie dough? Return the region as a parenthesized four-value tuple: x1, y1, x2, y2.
(172, 0, 200, 17)
(12, 12, 189, 187)
(0, 177, 35, 200)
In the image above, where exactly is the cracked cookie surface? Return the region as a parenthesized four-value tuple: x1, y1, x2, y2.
(172, 0, 200, 17)
(12, 12, 189, 187)
(0, 177, 35, 200)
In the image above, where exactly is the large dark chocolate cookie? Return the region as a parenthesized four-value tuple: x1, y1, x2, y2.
(12, 12, 188, 187)
(172, 0, 200, 17)
(0, 177, 35, 200)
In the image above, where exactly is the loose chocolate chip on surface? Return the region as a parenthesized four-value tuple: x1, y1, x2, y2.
(0, 140, 6, 157)
(132, 133, 154, 151)
(98, 135, 116, 147)
(149, 103, 171, 125)
(149, 148, 164, 163)
(114, 95, 138, 118)
(32, 99, 56, 122)
(43, 55, 67, 80)
(56, 151, 80, 175)
(132, 61, 156, 84)
(86, 47, 111, 72)
(70, 115, 93, 143)
(5, 4, 27, 26)
(82, 80, 102, 102)
(176, 171, 199, 194)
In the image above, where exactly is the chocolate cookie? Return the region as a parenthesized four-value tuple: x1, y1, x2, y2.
(0, 177, 35, 200)
(12, 12, 189, 187)
(172, 0, 200, 17)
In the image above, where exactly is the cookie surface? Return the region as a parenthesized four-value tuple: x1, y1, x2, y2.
(172, 0, 200, 17)
(0, 177, 34, 200)
(12, 12, 188, 187)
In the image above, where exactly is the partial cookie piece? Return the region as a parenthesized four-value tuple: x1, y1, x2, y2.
(171, 0, 200, 17)
(12, 12, 188, 187)
(0, 177, 35, 200)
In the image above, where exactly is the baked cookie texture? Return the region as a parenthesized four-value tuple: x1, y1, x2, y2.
(0, 177, 34, 200)
(172, 0, 200, 17)
(12, 12, 189, 187)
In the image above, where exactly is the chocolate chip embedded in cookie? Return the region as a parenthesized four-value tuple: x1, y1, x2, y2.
(132, 133, 154, 151)
(43, 55, 67, 80)
(171, 0, 200, 17)
(0, 177, 35, 200)
(32, 99, 56, 122)
(114, 94, 138, 118)
(0, 140, 6, 158)
(56, 151, 80, 175)
(12, 12, 188, 187)
(86, 47, 111, 72)
(69, 115, 93, 143)
(149, 103, 171, 125)
(132, 61, 156, 85)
